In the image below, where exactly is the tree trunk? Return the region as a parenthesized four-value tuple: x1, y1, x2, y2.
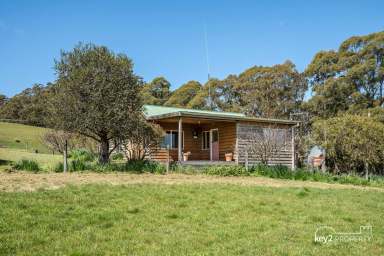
(99, 138, 110, 164)
(365, 162, 369, 180)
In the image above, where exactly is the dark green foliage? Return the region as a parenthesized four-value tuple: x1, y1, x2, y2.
(52, 43, 144, 164)
(252, 164, 293, 179)
(53, 162, 64, 173)
(122, 160, 166, 174)
(235, 61, 307, 118)
(305, 31, 384, 118)
(69, 148, 95, 162)
(70, 159, 90, 172)
(52, 159, 166, 173)
(249, 164, 384, 187)
(111, 152, 124, 160)
(251, 164, 330, 181)
(0, 94, 7, 107)
(91, 160, 166, 174)
(164, 80, 202, 107)
(142, 77, 171, 105)
(312, 115, 384, 175)
(0, 159, 12, 166)
(203, 165, 249, 176)
(13, 159, 41, 172)
(187, 78, 241, 112)
(0, 84, 54, 126)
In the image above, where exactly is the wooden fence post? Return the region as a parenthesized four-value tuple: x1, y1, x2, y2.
(63, 140, 68, 173)
(245, 150, 249, 171)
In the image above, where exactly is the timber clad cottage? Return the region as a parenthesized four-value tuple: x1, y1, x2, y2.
(144, 105, 298, 169)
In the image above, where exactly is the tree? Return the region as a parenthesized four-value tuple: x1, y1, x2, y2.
(141, 77, 171, 105)
(311, 114, 384, 177)
(305, 31, 384, 118)
(42, 130, 74, 154)
(0, 84, 53, 126)
(188, 77, 241, 112)
(235, 60, 307, 118)
(42, 130, 98, 154)
(0, 94, 7, 107)
(164, 80, 201, 107)
(237, 125, 288, 165)
(51, 43, 144, 164)
(122, 120, 164, 160)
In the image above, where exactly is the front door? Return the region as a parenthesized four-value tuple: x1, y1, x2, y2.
(210, 129, 219, 161)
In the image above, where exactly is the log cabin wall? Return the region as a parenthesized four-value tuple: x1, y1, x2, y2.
(199, 122, 237, 161)
(236, 122, 293, 167)
(148, 120, 237, 162)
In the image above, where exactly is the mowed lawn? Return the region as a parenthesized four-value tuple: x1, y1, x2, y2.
(0, 183, 383, 255)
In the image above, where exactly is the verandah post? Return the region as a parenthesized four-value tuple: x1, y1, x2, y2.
(291, 126, 295, 170)
(166, 144, 170, 174)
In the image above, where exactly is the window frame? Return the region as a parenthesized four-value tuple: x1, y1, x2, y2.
(161, 130, 184, 150)
(201, 131, 210, 150)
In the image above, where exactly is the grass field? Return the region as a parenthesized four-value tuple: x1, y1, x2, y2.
(0, 179, 382, 255)
(0, 122, 61, 171)
(0, 122, 51, 153)
(0, 148, 61, 171)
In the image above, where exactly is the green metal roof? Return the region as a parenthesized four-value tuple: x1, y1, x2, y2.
(144, 105, 245, 118)
(143, 105, 298, 125)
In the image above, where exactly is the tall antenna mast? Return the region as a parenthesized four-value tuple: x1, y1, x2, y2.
(204, 22, 213, 109)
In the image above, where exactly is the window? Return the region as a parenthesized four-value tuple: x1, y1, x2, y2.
(202, 131, 210, 150)
(161, 131, 183, 149)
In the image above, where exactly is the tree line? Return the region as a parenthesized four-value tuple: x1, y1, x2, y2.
(0, 31, 383, 175)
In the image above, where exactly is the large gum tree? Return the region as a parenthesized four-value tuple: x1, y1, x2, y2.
(52, 43, 143, 164)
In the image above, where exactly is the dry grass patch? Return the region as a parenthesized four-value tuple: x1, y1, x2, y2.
(0, 172, 383, 192)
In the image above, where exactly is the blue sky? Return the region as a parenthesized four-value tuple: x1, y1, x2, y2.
(0, 0, 383, 97)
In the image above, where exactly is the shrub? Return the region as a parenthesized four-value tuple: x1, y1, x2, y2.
(52, 159, 91, 172)
(251, 164, 293, 179)
(89, 160, 166, 174)
(70, 159, 90, 171)
(171, 164, 199, 174)
(334, 175, 370, 186)
(53, 162, 64, 173)
(112, 152, 124, 160)
(69, 148, 95, 162)
(312, 115, 384, 175)
(52, 159, 166, 173)
(249, 164, 384, 187)
(124, 160, 166, 174)
(203, 165, 249, 176)
(13, 159, 40, 172)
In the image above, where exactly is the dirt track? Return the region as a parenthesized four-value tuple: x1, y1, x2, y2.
(0, 172, 383, 192)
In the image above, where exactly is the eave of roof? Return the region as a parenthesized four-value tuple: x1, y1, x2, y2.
(145, 108, 299, 125)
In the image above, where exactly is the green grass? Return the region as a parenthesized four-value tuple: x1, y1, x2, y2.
(0, 148, 61, 171)
(0, 184, 383, 255)
(0, 122, 51, 153)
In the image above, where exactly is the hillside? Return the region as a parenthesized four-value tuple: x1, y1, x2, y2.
(0, 122, 51, 153)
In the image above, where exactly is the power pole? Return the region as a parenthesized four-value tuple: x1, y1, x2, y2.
(204, 22, 213, 110)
